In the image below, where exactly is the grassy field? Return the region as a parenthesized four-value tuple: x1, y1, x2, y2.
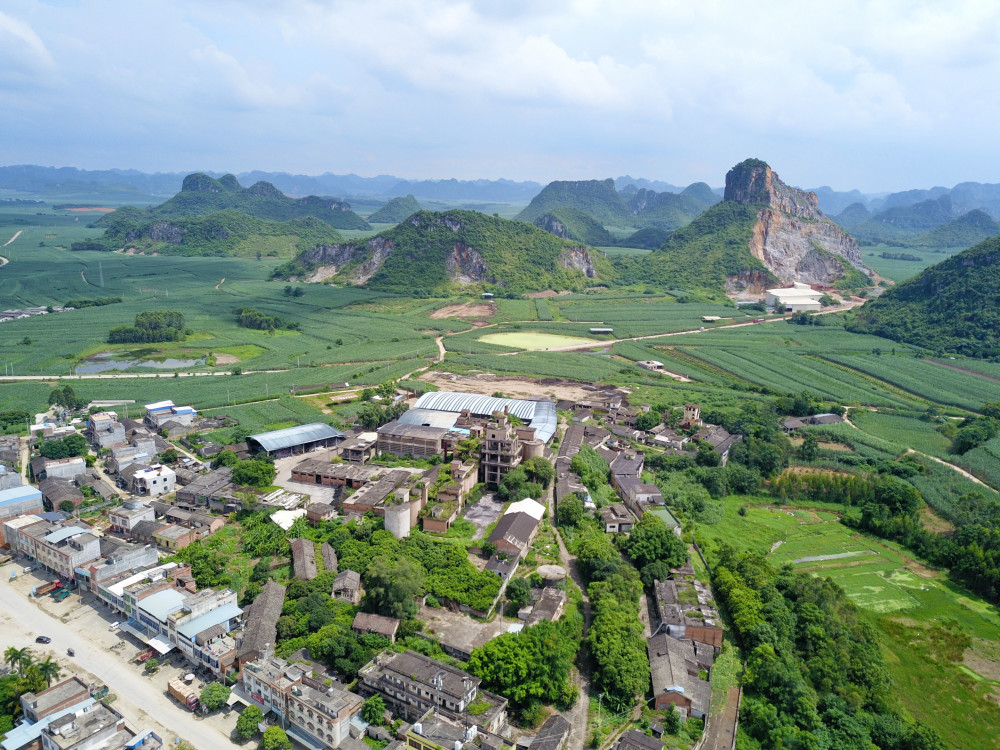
(477, 331, 600, 350)
(860, 245, 964, 282)
(696, 498, 1000, 748)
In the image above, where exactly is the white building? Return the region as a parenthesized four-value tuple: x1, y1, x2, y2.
(132, 464, 176, 497)
(765, 282, 824, 312)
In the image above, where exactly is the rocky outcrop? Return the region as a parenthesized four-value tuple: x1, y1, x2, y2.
(447, 243, 491, 284)
(559, 247, 597, 278)
(302, 237, 395, 283)
(726, 160, 871, 286)
(536, 214, 571, 239)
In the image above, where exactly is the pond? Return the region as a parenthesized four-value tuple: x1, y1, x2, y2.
(75, 352, 206, 374)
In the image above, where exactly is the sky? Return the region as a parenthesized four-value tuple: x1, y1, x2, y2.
(3, 0, 1000, 193)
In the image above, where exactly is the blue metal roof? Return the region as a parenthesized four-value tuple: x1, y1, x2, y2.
(139, 589, 187, 623)
(176, 602, 243, 639)
(0, 485, 42, 506)
(1, 698, 96, 750)
(41, 526, 88, 544)
(411, 391, 557, 442)
(248, 423, 344, 453)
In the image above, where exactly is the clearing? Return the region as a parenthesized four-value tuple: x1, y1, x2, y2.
(478, 331, 600, 350)
(431, 302, 496, 319)
(419, 370, 596, 402)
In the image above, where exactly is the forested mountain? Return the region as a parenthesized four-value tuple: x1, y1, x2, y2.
(517, 177, 718, 233)
(137, 173, 371, 229)
(832, 202, 872, 229)
(367, 195, 422, 224)
(847, 195, 957, 244)
(903, 209, 1000, 249)
(71, 210, 342, 258)
(277, 209, 611, 294)
(847, 236, 1000, 357)
(532, 207, 616, 246)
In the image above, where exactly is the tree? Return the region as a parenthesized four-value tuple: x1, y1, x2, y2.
(623, 514, 687, 571)
(3, 647, 27, 671)
(663, 705, 681, 735)
(636, 411, 661, 432)
(199, 682, 231, 711)
(262, 726, 292, 750)
(481, 541, 497, 559)
(231, 426, 251, 443)
(695, 441, 721, 467)
(35, 657, 62, 687)
(556, 494, 585, 526)
(144, 658, 159, 674)
(160, 448, 180, 464)
(798, 433, 820, 462)
(364, 556, 425, 619)
(522, 456, 555, 489)
(236, 704, 264, 739)
(213, 449, 239, 468)
(361, 695, 386, 725)
(506, 577, 532, 609)
(232, 459, 276, 488)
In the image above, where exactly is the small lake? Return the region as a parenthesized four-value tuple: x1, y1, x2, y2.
(75, 352, 206, 374)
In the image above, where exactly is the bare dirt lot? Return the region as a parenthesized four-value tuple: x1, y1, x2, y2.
(419, 370, 595, 402)
(430, 302, 496, 319)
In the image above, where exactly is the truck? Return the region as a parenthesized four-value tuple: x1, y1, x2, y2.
(32, 580, 62, 597)
(53, 589, 70, 602)
(167, 678, 199, 711)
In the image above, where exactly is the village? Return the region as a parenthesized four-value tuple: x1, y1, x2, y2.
(0, 385, 842, 750)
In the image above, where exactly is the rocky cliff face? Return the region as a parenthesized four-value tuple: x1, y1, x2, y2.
(725, 160, 871, 286)
(447, 243, 491, 284)
(536, 214, 570, 239)
(559, 247, 597, 278)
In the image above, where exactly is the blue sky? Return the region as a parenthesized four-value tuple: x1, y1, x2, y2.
(3, 0, 999, 192)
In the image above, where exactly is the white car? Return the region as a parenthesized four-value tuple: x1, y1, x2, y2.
(23, 566, 34, 573)
(109, 622, 120, 631)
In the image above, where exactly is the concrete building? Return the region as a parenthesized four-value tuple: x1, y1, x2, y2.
(39, 702, 146, 750)
(765, 282, 824, 312)
(359, 650, 507, 733)
(131, 464, 176, 497)
(487, 511, 540, 558)
(7, 521, 101, 579)
(240, 654, 362, 750)
(144, 400, 196, 429)
(0, 485, 44, 522)
(20, 678, 91, 723)
(152, 524, 196, 551)
(107, 501, 155, 535)
(336, 432, 378, 464)
(375, 423, 454, 461)
(41, 458, 86, 482)
(81, 542, 159, 593)
(652, 577, 724, 649)
(600, 504, 634, 534)
(174, 467, 235, 510)
(87, 413, 126, 450)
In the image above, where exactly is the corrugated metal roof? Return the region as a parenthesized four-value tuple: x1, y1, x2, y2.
(41, 525, 88, 544)
(248, 423, 344, 453)
(138, 588, 187, 623)
(145, 400, 174, 410)
(396, 408, 461, 429)
(411, 391, 557, 442)
(176, 602, 242, 639)
(0, 485, 42, 506)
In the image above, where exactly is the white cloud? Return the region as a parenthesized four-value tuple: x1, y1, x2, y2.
(0, 10, 54, 87)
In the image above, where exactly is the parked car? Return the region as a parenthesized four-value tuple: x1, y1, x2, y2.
(23, 566, 34, 574)
(66, 648, 74, 657)
(35, 636, 51, 644)
(109, 622, 120, 631)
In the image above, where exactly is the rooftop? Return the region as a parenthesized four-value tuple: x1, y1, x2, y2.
(248, 423, 344, 453)
(22, 677, 90, 718)
(176, 601, 242, 640)
(376, 650, 480, 701)
(0, 485, 42, 506)
(411, 391, 557, 442)
(138, 588, 188, 623)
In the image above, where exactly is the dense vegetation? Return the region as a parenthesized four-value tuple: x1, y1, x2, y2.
(235, 306, 298, 331)
(109, 310, 186, 344)
(74, 209, 343, 258)
(533, 207, 616, 246)
(847, 235, 1000, 357)
(278, 209, 613, 294)
(713, 548, 945, 750)
(517, 178, 632, 226)
(64, 296, 122, 308)
(367, 195, 421, 223)
(616, 201, 770, 298)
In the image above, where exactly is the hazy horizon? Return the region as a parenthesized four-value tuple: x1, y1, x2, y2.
(4, 1, 999, 194)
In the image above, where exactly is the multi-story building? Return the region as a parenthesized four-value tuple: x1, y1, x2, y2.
(79, 542, 159, 593)
(40, 458, 86, 482)
(9, 521, 101, 579)
(131, 465, 175, 497)
(107, 501, 155, 535)
(477, 414, 523, 487)
(240, 655, 362, 750)
(87, 413, 126, 450)
(94, 561, 189, 614)
(359, 650, 507, 733)
(20, 677, 91, 723)
(144, 401, 196, 430)
(40, 701, 160, 750)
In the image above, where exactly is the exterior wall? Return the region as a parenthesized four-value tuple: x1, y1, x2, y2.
(0, 490, 45, 521)
(385, 503, 412, 540)
(654, 692, 692, 716)
(44, 459, 86, 481)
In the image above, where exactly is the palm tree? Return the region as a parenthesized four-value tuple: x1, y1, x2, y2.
(18, 651, 36, 672)
(3, 646, 26, 671)
(35, 656, 62, 687)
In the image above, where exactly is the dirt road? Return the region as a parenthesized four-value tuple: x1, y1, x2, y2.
(906, 448, 989, 488)
(2, 230, 22, 247)
(0, 565, 231, 750)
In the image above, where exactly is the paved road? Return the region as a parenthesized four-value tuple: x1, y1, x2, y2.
(0, 569, 231, 750)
